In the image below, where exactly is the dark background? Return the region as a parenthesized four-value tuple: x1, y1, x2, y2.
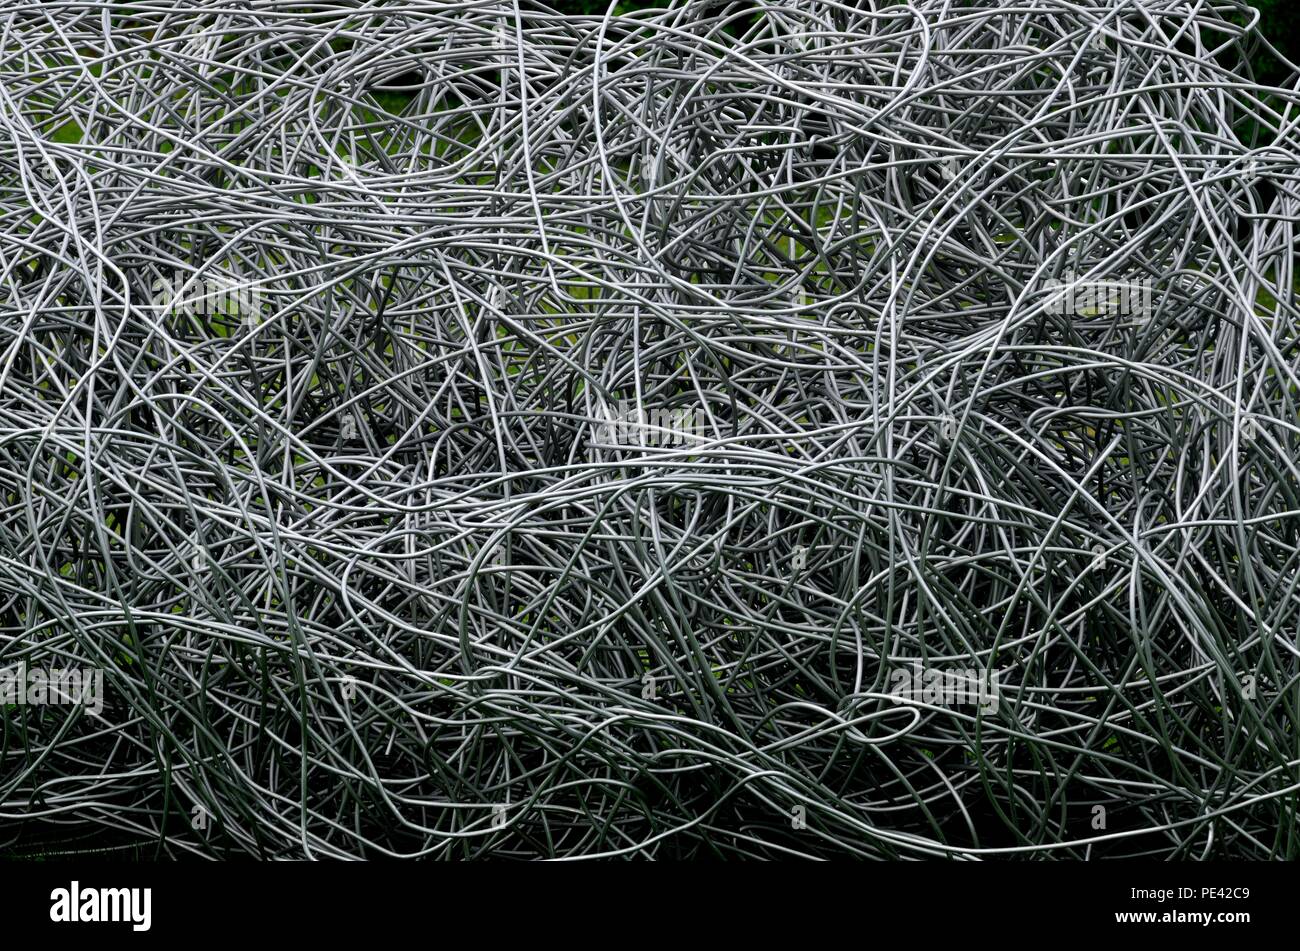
(550, 1, 1297, 86)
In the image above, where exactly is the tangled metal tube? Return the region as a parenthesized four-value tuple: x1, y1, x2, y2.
(1, 0, 1299, 859)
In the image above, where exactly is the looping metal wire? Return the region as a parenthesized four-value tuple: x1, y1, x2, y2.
(1, 0, 1299, 858)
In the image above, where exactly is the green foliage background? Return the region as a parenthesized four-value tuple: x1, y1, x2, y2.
(550, 1, 1297, 85)
(1236, 0, 1299, 85)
